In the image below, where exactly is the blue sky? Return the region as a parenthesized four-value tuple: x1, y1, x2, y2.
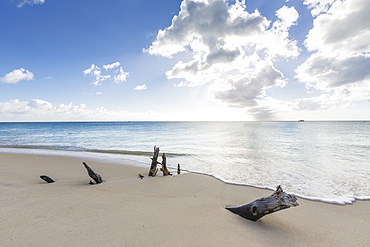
(1, 0, 369, 121)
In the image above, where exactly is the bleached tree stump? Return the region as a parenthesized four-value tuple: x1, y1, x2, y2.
(226, 185, 299, 221)
(83, 162, 103, 184)
(160, 153, 172, 176)
(40, 175, 54, 183)
(149, 146, 160, 176)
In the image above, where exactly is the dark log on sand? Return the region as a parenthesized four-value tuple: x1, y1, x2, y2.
(83, 162, 102, 184)
(160, 153, 172, 176)
(148, 146, 160, 177)
(226, 185, 298, 221)
(40, 175, 55, 183)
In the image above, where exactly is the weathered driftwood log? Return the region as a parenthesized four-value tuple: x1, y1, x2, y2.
(83, 162, 102, 184)
(226, 185, 299, 221)
(177, 164, 181, 175)
(40, 175, 55, 183)
(148, 146, 160, 177)
(160, 153, 172, 176)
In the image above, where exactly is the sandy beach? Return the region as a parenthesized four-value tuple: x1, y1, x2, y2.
(0, 152, 369, 247)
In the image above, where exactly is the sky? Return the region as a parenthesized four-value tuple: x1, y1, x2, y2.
(0, 0, 369, 121)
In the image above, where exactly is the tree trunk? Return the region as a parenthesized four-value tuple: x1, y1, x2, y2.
(149, 146, 160, 176)
(226, 185, 299, 221)
(40, 175, 54, 183)
(160, 153, 172, 176)
(83, 162, 103, 184)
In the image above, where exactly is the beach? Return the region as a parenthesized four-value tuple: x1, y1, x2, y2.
(1, 152, 369, 247)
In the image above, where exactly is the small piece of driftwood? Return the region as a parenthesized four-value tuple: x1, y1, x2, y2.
(177, 164, 181, 175)
(139, 173, 144, 179)
(226, 185, 299, 221)
(83, 162, 102, 184)
(160, 153, 172, 176)
(40, 175, 55, 183)
(148, 146, 160, 177)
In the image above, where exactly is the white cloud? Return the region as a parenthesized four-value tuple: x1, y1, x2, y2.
(212, 64, 284, 107)
(103, 62, 121, 70)
(248, 85, 370, 120)
(295, 53, 370, 90)
(83, 63, 129, 86)
(296, 0, 370, 109)
(114, 67, 129, 83)
(305, 0, 370, 54)
(0, 68, 34, 84)
(146, 0, 299, 118)
(134, 84, 147, 90)
(275, 6, 299, 28)
(0, 99, 157, 121)
(143, 0, 368, 120)
(303, 0, 337, 16)
(18, 0, 45, 7)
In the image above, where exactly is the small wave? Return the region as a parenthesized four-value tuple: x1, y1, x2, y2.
(0, 145, 191, 157)
(85, 149, 191, 157)
(179, 168, 370, 205)
(0, 145, 76, 151)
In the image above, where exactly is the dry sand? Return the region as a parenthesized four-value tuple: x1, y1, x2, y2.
(0, 152, 369, 247)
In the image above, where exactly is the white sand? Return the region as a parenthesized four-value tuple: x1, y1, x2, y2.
(1, 152, 369, 246)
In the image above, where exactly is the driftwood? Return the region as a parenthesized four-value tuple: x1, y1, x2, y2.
(148, 146, 160, 176)
(139, 173, 145, 179)
(177, 164, 181, 175)
(40, 175, 55, 183)
(83, 162, 102, 184)
(160, 153, 172, 176)
(226, 185, 298, 221)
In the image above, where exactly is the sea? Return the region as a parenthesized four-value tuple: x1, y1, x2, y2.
(0, 121, 369, 204)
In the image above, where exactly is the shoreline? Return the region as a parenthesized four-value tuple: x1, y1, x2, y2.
(1, 147, 369, 205)
(1, 152, 370, 246)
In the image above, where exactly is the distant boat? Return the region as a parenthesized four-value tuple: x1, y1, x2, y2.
(298, 120, 305, 122)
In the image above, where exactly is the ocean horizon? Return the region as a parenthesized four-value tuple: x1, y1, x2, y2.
(1, 121, 369, 204)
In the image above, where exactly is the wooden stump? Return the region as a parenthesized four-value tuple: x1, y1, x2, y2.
(148, 146, 160, 177)
(160, 153, 172, 176)
(226, 185, 299, 221)
(40, 175, 55, 183)
(83, 162, 103, 184)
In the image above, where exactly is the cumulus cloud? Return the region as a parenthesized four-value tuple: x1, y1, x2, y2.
(296, 0, 370, 106)
(142, 0, 368, 120)
(212, 64, 284, 107)
(146, 0, 299, 118)
(114, 67, 129, 83)
(303, 0, 337, 16)
(18, 0, 45, 7)
(103, 62, 121, 70)
(0, 68, 34, 84)
(83, 62, 129, 86)
(275, 6, 299, 28)
(0, 99, 156, 121)
(295, 53, 370, 90)
(134, 84, 147, 90)
(305, 0, 370, 54)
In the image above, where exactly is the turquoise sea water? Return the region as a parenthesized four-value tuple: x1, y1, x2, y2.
(0, 121, 369, 204)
